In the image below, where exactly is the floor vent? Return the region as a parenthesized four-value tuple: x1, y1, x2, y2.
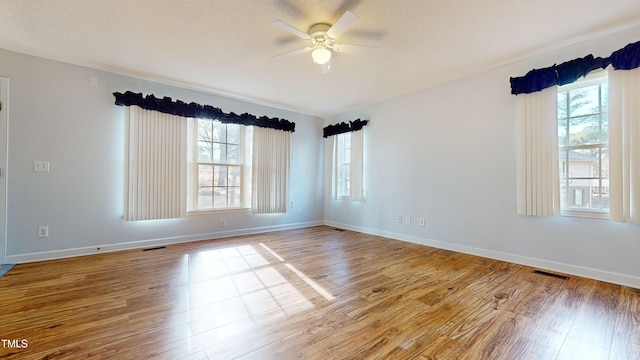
(142, 246, 167, 252)
(334, 228, 345, 232)
(532, 269, 570, 280)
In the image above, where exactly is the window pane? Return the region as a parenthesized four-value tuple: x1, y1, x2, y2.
(569, 115, 600, 146)
(199, 165, 213, 186)
(213, 143, 227, 163)
(212, 122, 226, 142)
(600, 84, 608, 114)
(198, 120, 213, 141)
(560, 180, 568, 209)
(593, 147, 604, 179)
(198, 187, 213, 209)
(559, 154, 569, 209)
(198, 141, 212, 162)
(600, 147, 609, 179)
(228, 187, 241, 207)
(214, 166, 228, 187)
(566, 149, 598, 178)
(336, 132, 351, 197)
(574, 189, 584, 205)
(566, 181, 590, 209)
(569, 85, 600, 117)
(591, 183, 609, 210)
(601, 114, 609, 144)
(557, 92, 567, 119)
(214, 187, 227, 208)
(562, 147, 610, 211)
(338, 163, 350, 197)
(558, 117, 568, 146)
(558, 155, 568, 178)
(227, 124, 240, 144)
(593, 148, 609, 210)
(228, 166, 241, 186)
(227, 144, 240, 164)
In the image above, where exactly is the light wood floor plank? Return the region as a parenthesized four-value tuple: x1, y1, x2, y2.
(0, 226, 638, 359)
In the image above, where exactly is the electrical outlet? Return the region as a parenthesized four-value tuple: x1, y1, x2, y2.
(34, 160, 50, 172)
(220, 219, 226, 227)
(38, 226, 49, 238)
(396, 216, 402, 223)
(419, 218, 426, 227)
(405, 216, 411, 225)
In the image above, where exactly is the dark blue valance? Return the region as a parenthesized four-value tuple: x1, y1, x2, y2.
(610, 41, 640, 70)
(114, 91, 296, 132)
(510, 67, 559, 95)
(323, 119, 369, 138)
(510, 40, 640, 94)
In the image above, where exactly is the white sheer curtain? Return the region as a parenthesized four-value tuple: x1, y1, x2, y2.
(124, 106, 187, 221)
(350, 129, 364, 201)
(608, 67, 640, 223)
(327, 136, 338, 200)
(185, 117, 198, 212)
(516, 86, 560, 216)
(252, 126, 290, 214)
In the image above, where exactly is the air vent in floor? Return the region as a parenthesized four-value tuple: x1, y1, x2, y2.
(142, 246, 167, 252)
(532, 269, 570, 280)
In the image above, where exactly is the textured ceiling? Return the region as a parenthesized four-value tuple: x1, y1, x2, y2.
(1, 0, 640, 117)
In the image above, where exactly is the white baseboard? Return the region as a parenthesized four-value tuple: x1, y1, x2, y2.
(6, 221, 323, 264)
(324, 220, 640, 289)
(8, 219, 640, 289)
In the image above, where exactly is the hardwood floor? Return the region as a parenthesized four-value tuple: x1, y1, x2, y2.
(0, 226, 638, 359)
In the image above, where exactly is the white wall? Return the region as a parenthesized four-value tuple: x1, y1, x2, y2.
(325, 25, 640, 288)
(0, 49, 324, 262)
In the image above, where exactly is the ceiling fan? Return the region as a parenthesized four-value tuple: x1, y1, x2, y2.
(272, 10, 376, 72)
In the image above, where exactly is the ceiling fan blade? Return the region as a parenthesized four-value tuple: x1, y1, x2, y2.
(273, 47, 311, 60)
(334, 43, 377, 54)
(272, 20, 311, 40)
(326, 10, 359, 40)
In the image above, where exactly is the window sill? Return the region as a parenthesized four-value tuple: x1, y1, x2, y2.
(561, 209, 609, 220)
(188, 208, 251, 216)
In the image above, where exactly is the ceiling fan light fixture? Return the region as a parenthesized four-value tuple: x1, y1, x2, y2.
(311, 48, 332, 64)
(272, 10, 374, 71)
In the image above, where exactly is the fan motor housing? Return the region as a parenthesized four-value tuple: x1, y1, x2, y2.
(309, 23, 332, 40)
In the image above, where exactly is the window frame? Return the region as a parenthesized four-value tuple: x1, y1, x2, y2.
(557, 71, 609, 219)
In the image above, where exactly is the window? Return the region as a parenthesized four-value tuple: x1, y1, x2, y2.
(118, 93, 293, 219)
(336, 132, 351, 197)
(557, 72, 608, 216)
(191, 119, 249, 211)
(327, 127, 364, 202)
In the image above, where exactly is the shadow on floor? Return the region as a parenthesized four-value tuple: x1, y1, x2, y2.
(0, 264, 15, 278)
